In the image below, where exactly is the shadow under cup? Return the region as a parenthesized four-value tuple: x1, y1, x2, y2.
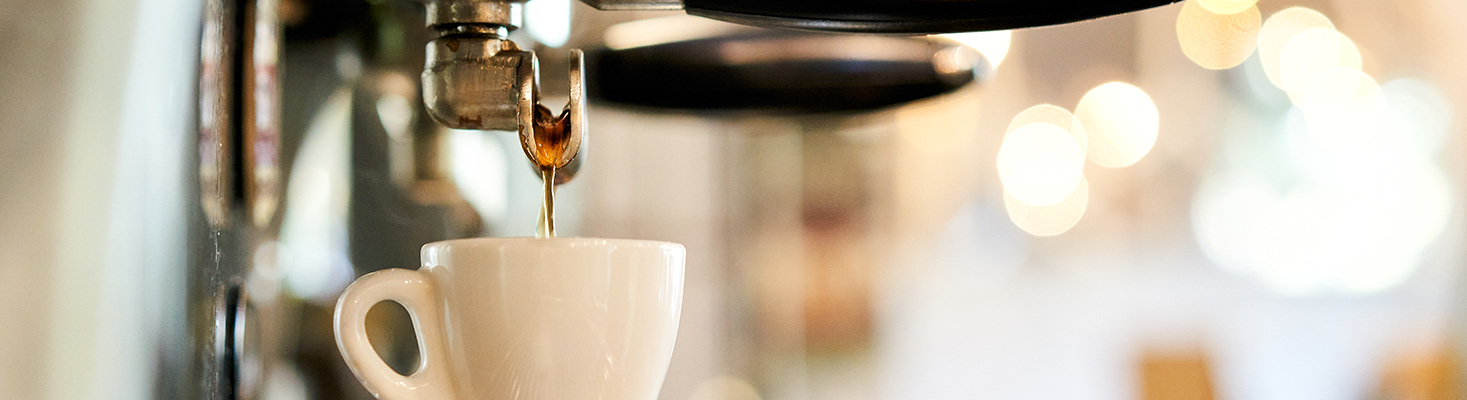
(336, 237, 686, 400)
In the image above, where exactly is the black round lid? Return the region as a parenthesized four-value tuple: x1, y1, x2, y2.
(589, 31, 987, 113)
(683, 0, 1182, 34)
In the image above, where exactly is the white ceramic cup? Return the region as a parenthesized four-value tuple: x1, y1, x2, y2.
(334, 238, 685, 400)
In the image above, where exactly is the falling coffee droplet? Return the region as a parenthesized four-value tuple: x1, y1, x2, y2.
(530, 105, 576, 168)
(538, 166, 557, 238)
(523, 104, 579, 238)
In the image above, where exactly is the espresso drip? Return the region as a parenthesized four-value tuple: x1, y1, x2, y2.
(537, 166, 557, 238)
(524, 104, 578, 238)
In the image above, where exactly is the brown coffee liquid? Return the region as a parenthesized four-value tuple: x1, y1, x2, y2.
(537, 166, 557, 238)
(527, 104, 574, 238)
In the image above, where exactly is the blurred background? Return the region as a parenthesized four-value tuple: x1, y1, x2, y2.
(2, 0, 1466, 399)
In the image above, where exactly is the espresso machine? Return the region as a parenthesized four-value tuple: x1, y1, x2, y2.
(179, 0, 1182, 399)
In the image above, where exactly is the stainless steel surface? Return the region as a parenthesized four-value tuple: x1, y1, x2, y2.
(191, 0, 278, 399)
(519, 50, 585, 172)
(578, 0, 685, 11)
(422, 36, 532, 131)
(553, 49, 586, 185)
(420, 0, 586, 179)
(425, 0, 521, 29)
(438, 24, 510, 37)
(419, 0, 527, 134)
(216, 283, 257, 400)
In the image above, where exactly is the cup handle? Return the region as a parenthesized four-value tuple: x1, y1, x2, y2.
(334, 268, 456, 400)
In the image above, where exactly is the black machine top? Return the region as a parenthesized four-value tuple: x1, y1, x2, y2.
(682, 0, 1183, 34)
(587, 0, 1185, 112)
(589, 32, 987, 113)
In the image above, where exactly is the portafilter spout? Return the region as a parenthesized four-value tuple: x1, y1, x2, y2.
(419, 0, 585, 184)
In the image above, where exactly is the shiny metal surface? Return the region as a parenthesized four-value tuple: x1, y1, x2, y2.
(216, 283, 258, 400)
(420, 0, 586, 184)
(550, 49, 586, 185)
(420, 0, 586, 180)
(191, 0, 279, 399)
(425, 0, 519, 28)
(419, 0, 528, 135)
(519, 50, 585, 173)
(421, 36, 531, 131)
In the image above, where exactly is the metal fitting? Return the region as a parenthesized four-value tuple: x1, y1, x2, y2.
(421, 36, 534, 131)
(419, 0, 585, 184)
(425, 0, 521, 30)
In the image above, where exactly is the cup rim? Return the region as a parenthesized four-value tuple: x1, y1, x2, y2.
(422, 237, 684, 252)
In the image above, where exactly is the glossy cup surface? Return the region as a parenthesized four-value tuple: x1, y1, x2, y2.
(424, 238, 684, 400)
(342, 237, 686, 400)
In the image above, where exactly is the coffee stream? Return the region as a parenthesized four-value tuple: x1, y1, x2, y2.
(526, 104, 575, 238)
(537, 166, 557, 238)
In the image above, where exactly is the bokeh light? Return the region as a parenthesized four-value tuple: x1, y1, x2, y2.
(997, 122, 1086, 206)
(1293, 67, 1386, 148)
(1193, 102, 1453, 295)
(449, 129, 510, 226)
(1292, 67, 1381, 112)
(1195, 0, 1259, 15)
(1006, 104, 1088, 155)
(1381, 78, 1452, 157)
(1194, 166, 1451, 295)
(940, 30, 1013, 69)
(1278, 28, 1362, 99)
(1258, 7, 1335, 89)
(1176, 0, 1260, 70)
(525, 0, 571, 48)
(1074, 82, 1160, 168)
(1005, 177, 1089, 237)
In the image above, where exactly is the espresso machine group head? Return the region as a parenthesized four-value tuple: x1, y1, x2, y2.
(414, 0, 1181, 172)
(419, 0, 586, 181)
